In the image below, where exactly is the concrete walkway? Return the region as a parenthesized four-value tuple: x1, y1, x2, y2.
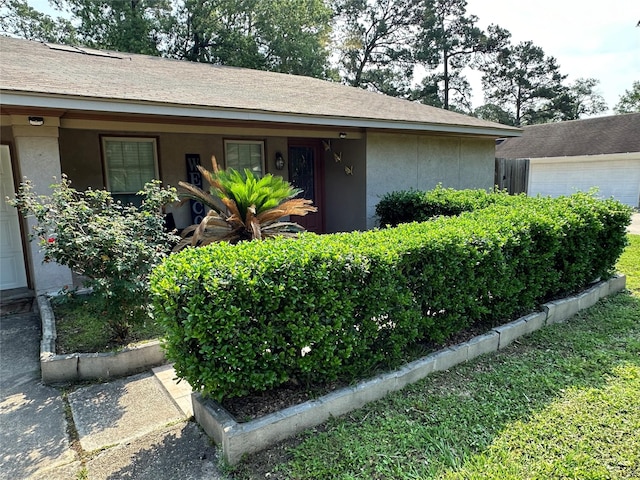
(0, 296, 228, 480)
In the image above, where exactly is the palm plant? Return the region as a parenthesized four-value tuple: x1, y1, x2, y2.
(175, 156, 317, 250)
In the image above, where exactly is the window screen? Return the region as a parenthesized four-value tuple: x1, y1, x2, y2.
(102, 137, 158, 204)
(224, 140, 264, 177)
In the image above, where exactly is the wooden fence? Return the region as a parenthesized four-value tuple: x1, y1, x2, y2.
(495, 158, 530, 194)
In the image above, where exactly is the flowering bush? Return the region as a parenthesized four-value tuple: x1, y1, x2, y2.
(10, 176, 179, 338)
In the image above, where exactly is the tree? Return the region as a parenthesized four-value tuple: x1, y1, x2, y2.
(614, 81, 640, 114)
(251, 0, 334, 77)
(535, 77, 607, 122)
(411, 72, 472, 112)
(51, 0, 170, 56)
(415, 0, 509, 110)
(164, 0, 263, 66)
(473, 103, 516, 126)
(0, 0, 77, 43)
(481, 40, 566, 126)
(562, 77, 608, 120)
(163, 0, 334, 77)
(333, 0, 421, 96)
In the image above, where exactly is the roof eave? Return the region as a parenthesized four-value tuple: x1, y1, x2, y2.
(1, 91, 523, 138)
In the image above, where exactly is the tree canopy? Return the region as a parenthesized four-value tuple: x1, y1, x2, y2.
(333, 0, 420, 96)
(480, 40, 566, 126)
(414, 0, 508, 111)
(614, 81, 640, 114)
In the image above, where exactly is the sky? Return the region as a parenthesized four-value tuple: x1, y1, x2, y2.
(27, 0, 640, 115)
(464, 0, 639, 114)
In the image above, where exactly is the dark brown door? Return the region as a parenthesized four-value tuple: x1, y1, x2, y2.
(288, 143, 324, 233)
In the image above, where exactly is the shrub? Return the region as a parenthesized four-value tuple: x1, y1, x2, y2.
(375, 185, 510, 227)
(175, 156, 316, 249)
(150, 193, 632, 401)
(10, 176, 179, 338)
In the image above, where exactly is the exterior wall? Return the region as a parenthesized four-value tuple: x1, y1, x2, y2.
(323, 137, 367, 232)
(366, 132, 495, 228)
(528, 153, 640, 208)
(12, 118, 73, 293)
(59, 129, 290, 230)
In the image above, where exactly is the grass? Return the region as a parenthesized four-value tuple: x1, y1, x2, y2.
(618, 234, 640, 293)
(52, 293, 164, 354)
(231, 235, 640, 479)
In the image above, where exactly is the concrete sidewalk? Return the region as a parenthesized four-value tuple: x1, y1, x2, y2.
(0, 296, 228, 480)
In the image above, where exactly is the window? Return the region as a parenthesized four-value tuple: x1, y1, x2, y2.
(102, 137, 159, 204)
(224, 140, 264, 177)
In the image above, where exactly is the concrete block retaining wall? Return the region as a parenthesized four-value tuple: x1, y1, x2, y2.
(38, 295, 166, 384)
(193, 274, 627, 465)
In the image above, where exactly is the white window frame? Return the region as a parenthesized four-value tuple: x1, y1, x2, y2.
(224, 139, 265, 177)
(101, 136, 159, 194)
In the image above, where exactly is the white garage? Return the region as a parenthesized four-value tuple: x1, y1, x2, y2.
(496, 113, 640, 208)
(529, 153, 640, 207)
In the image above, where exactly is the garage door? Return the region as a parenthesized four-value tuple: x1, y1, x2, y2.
(528, 157, 640, 208)
(0, 145, 28, 290)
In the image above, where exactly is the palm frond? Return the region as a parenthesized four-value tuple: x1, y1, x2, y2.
(261, 221, 306, 232)
(177, 181, 225, 215)
(197, 165, 227, 199)
(256, 198, 317, 223)
(221, 197, 243, 224)
(245, 205, 262, 241)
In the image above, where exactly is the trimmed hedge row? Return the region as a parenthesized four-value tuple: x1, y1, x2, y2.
(150, 193, 632, 401)
(375, 185, 511, 227)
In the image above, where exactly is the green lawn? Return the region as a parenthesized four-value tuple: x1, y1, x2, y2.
(232, 234, 640, 479)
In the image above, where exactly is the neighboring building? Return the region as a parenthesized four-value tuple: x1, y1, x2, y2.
(496, 113, 640, 207)
(0, 36, 520, 293)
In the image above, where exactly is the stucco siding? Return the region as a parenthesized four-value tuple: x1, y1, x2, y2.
(324, 138, 367, 232)
(457, 138, 495, 190)
(366, 133, 495, 228)
(13, 133, 73, 293)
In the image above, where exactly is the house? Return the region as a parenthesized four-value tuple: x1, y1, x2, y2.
(495, 114, 640, 207)
(0, 36, 520, 294)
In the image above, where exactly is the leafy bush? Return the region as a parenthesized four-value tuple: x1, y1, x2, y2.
(150, 193, 632, 401)
(375, 185, 510, 227)
(10, 176, 179, 338)
(175, 156, 316, 249)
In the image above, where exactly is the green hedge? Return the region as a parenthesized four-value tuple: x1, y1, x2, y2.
(150, 193, 632, 401)
(375, 185, 510, 227)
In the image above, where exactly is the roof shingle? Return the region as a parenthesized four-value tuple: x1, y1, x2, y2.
(0, 36, 519, 135)
(495, 113, 640, 158)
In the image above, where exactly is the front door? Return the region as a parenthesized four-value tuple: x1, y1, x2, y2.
(0, 145, 28, 290)
(288, 144, 324, 233)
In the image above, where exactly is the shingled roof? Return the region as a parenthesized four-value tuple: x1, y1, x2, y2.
(496, 113, 640, 158)
(0, 36, 519, 137)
